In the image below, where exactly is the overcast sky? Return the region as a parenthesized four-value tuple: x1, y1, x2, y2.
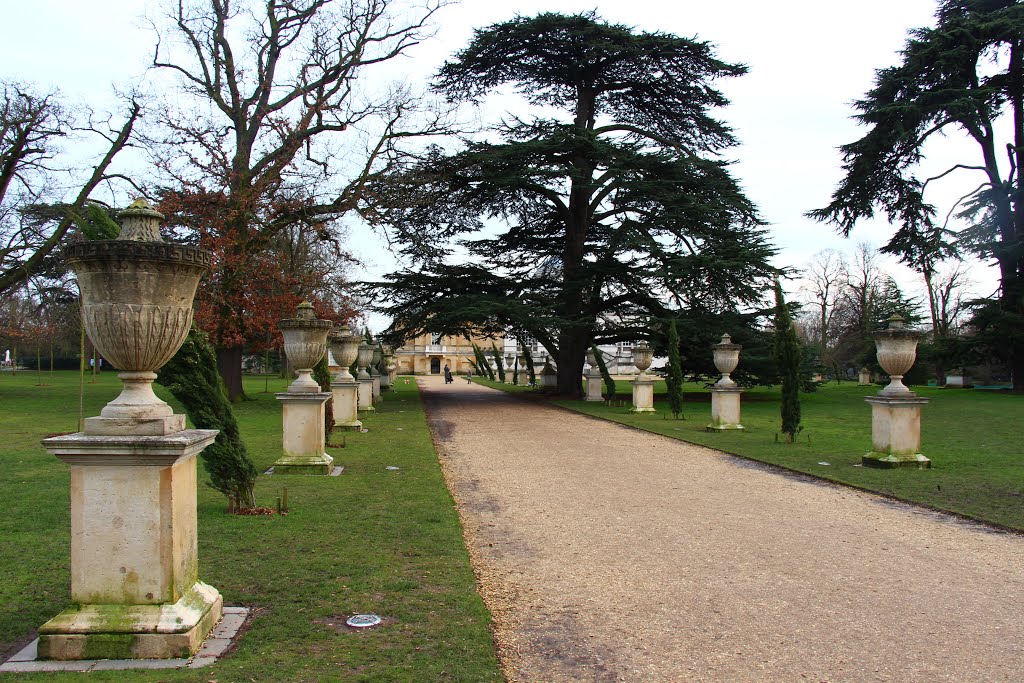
(0, 0, 1000, 321)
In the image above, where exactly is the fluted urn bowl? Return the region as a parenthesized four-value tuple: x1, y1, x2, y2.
(65, 199, 211, 422)
(632, 342, 653, 375)
(712, 333, 742, 387)
(370, 345, 383, 377)
(329, 329, 362, 383)
(356, 342, 373, 380)
(280, 302, 331, 393)
(874, 315, 921, 396)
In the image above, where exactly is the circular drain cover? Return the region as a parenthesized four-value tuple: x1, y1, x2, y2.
(346, 614, 382, 628)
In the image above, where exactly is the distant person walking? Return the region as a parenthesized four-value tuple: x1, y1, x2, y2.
(444, 363, 453, 384)
(466, 368, 473, 384)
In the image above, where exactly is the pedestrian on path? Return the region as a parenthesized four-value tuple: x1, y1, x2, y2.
(444, 363, 452, 384)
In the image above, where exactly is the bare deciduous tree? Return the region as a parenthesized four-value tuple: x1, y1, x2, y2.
(0, 82, 140, 295)
(147, 0, 452, 400)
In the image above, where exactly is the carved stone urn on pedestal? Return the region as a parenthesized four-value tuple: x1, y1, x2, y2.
(863, 315, 930, 469)
(505, 353, 515, 383)
(273, 302, 333, 474)
(708, 333, 744, 430)
(329, 328, 362, 431)
(380, 345, 394, 391)
(370, 344, 383, 403)
(39, 199, 222, 660)
(585, 348, 603, 401)
(356, 342, 375, 412)
(631, 342, 655, 412)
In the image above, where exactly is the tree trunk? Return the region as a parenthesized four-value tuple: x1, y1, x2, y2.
(556, 329, 588, 398)
(217, 345, 246, 402)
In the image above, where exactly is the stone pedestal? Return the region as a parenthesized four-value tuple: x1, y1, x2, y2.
(631, 375, 655, 412)
(371, 373, 382, 404)
(273, 392, 333, 474)
(585, 372, 603, 401)
(708, 386, 744, 430)
(540, 360, 557, 390)
(858, 367, 872, 385)
(358, 378, 375, 412)
(39, 430, 222, 660)
(518, 369, 529, 386)
(863, 395, 931, 468)
(331, 381, 361, 431)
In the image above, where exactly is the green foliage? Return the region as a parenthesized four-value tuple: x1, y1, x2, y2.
(76, 203, 121, 240)
(156, 327, 258, 507)
(774, 281, 802, 442)
(522, 344, 536, 386)
(591, 344, 616, 399)
(666, 319, 685, 418)
(492, 344, 506, 382)
(312, 355, 335, 437)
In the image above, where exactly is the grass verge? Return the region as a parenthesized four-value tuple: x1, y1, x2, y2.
(474, 376, 1024, 532)
(0, 371, 501, 682)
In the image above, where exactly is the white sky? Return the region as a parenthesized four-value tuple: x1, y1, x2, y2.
(0, 0, 1003, 327)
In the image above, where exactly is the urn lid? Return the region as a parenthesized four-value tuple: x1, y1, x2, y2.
(279, 301, 332, 331)
(712, 332, 741, 351)
(873, 314, 921, 342)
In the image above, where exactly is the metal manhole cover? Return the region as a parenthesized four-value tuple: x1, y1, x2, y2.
(346, 614, 382, 628)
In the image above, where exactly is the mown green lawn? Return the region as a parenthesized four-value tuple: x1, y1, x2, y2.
(0, 370, 501, 682)
(474, 376, 1024, 531)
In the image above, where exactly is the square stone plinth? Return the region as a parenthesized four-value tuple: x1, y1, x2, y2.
(863, 395, 931, 469)
(585, 374, 603, 401)
(274, 391, 333, 475)
(708, 387, 744, 430)
(357, 379, 375, 412)
(331, 381, 362, 431)
(631, 377, 655, 412)
(38, 429, 222, 660)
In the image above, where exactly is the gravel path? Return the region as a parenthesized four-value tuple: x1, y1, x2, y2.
(420, 376, 1024, 682)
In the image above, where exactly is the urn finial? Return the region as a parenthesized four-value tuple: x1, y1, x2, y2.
(116, 198, 166, 242)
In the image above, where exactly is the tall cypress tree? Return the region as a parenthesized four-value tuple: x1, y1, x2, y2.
(666, 319, 685, 419)
(591, 344, 616, 401)
(157, 327, 258, 507)
(774, 280, 802, 442)
(492, 344, 506, 382)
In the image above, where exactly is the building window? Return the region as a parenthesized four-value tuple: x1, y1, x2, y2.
(431, 332, 443, 345)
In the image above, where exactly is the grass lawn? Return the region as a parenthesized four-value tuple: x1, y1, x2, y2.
(0, 370, 501, 682)
(474, 376, 1024, 532)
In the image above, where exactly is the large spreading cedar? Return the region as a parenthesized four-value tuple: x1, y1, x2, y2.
(809, 0, 1024, 390)
(365, 12, 776, 396)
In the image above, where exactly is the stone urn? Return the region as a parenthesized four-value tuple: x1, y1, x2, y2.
(279, 302, 331, 393)
(370, 345, 383, 377)
(632, 342, 653, 375)
(356, 342, 374, 380)
(586, 349, 597, 368)
(874, 315, 921, 396)
(65, 199, 212, 433)
(40, 198, 222, 661)
(330, 328, 362, 383)
(712, 333, 742, 387)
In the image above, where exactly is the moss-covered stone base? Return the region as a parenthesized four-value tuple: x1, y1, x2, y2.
(862, 452, 931, 469)
(272, 452, 334, 475)
(706, 421, 744, 431)
(37, 582, 222, 660)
